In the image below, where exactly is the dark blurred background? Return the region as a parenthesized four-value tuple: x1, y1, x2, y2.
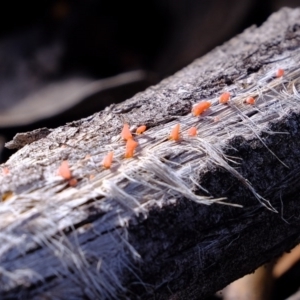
(1, 1, 300, 299)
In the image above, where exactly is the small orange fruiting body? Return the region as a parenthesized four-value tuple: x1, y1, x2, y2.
(169, 124, 180, 141)
(219, 92, 231, 104)
(276, 68, 284, 78)
(187, 127, 197, 136)
(69, 178, 78, 187)
(192, 101, 211, 116)
(2, 167, 9, 175)
(125, 139, 138, 158)
(121, 123, 133, 140)
(136, 125, 147, 134)
(58, 160, 72, 180)
(245, 96, 255, 105)
(102, 152, 114, 169)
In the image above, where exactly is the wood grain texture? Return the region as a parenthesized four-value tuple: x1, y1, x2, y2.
(1, 7, 300, 300)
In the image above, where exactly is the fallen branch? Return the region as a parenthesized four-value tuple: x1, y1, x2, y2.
(1, 7, 300, 299)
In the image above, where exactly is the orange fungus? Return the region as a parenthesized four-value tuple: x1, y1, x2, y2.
(219, 92, 231, 104)
(187, 127, 197, 136)
(121, 123, 133, 140)
(169, 124, 180, 141)
(58, 160, 72, 180)
(102, 152, 114, 169)
(192, 101, 211, 116)
(125, 139, 138, 158)
(136, 125, 147, 134)
(276, 68, 284, 78)
(245, 96, 255, 105)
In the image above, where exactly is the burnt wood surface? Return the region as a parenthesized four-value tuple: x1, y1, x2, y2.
(1, 7, 300, 300)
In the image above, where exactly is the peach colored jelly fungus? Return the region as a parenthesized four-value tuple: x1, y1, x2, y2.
(136, 125, 147, 134)
(187, 127, 197, 136)
(121, 123, 133, 140)
(245, 96, 255, 105)
(125, 139, 138, 158)
(102, 152, 114, 169)
(276, 68, 284, 78)
(219, 92, 231, 104)
(58, 160, 72, 180)
(192, 101, 211, 116)
(169, 124, 180, 141)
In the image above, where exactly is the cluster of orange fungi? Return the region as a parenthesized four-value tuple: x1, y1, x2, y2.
(2, 69, 284, 188)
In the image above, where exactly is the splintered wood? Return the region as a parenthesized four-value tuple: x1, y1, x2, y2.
(1, 7, 300, 300)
